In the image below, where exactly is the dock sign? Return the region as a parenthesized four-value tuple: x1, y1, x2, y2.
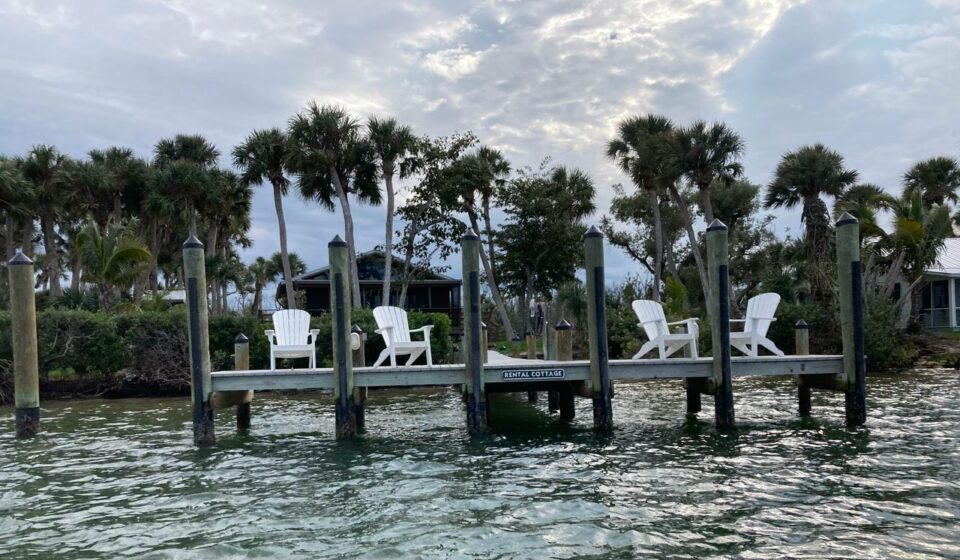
(502, 369, 565, 380)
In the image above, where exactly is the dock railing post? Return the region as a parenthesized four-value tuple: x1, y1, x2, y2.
(329, 235, 357, 438)
(795, 320, 811, 416)
(183, 235, 214, 445)
(9, 251, 40, 438)
(462, 230, 487, 434)
(706, 220, 734, 429)
(681, 323, 702, 415)
(481, 322, 488, 365)
(352, 324, 368, 431)
(511, 335, 521, 358)
(584, 226, 613, 433)
(836, 213, 866, 426)
(556, 319, 575, 420)
(547, 323, 559, 413)
(526, 330, 538, 402)
(234, 334, 253, 430)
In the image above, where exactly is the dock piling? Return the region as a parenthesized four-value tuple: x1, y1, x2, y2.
(235, 334, 253, 430)
(183, 235, 214, 445)
(352, 324, 368, 430)
(584, 226, 613, 433)
(462, 230, 487, 434)
(9, 250, 40, 438)
(706, 220, 734, 429)
(555, 319, 576, 420)
(795, 320, 812, 417)
(681, 324, 702, 415)
(836, 213, 866, 425)
(330, 235, 358, 438)
(547, 323, 559, 413)
(526, 331, 538, 403)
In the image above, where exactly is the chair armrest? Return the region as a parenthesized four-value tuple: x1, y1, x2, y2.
(375, 325, 394, 335)
(307, 329, 320, 343)
(265, 330, 276, 343)
(729, 319, 746, 323)
(410, 325, 433, 339)
(665, 318, 698, 326)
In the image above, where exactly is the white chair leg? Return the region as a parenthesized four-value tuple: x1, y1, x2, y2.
(270, 348, 276, 370)
(389, 347, 397, 367)
(689, 338, 699, 359)
(658, 340, 666, 359)
(425, 341, 432, 366)
(633, 339, 657, 360)
(374, 347, 392, 367)
(758, 337, 785, 357)
(405, 348, 424, 366)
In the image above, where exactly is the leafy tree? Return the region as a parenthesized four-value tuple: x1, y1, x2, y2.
(670, 120, 745, 224)
(497, 164, 596, 328)
(606, 114, 675, 302)
(903, 156, 960, 208)
(152, 134, 220, 236)
(233, 128, 298, 308)
(367, 117, 418, 306)
(0, 156, 31, 263)
(88, 147, 151, 226)
(21, 145, 70, 297)
(764, 143, 858, 305)
(832, 183, 895, 246)
(75, 220, 151, 310)
(287, 102, 381, 309)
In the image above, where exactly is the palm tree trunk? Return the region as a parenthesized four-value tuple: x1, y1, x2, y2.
(669, 184, 710, 309)
(4, 214, 15, 262)
(483, 199, 497, 279)
(252, 282, 263, 315)
(148, 220, 160, 292)
(664, 240, 682, 284)
(188, 204, 197, 238)
(648, 188, 663, 303)
(70, 253, 81, 292)
(699, 186, 716, 225)
(272, 182, 297, 309)
(21, 219, 34, 258)
(40, 214, 62, 297)
(399, 226, 417, 307)
(329, 166, 362, 309)
(113, 197, 122, 226)
(470, 214, 516, 340)
(382, 170, 395, 306)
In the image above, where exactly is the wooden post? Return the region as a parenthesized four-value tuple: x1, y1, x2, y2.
(556, 319, 575, 420)
(234, 334, 252, 430)
(183, 235, 214, 445)
(584, 226, 612, 432)
(681, 323, 702, 415)
(837, 213, 866, 426)
(795, 320, 811, 417)
(330, 235, 357, 438)
(547, 323, 559, 413)
(526, 331, 538, 402)
(481, 322, 488, 364)
(462, 230, 487, 434)
(706, 220, 734, 429)
(352, 324, 367, 431)
(9, 251, 40, 438)
(511, 335, 521, 358)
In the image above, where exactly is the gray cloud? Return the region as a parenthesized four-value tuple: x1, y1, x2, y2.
(1, 0, 957, 283)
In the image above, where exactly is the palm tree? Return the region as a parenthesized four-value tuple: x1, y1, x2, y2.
(247, 256, 278, 315)
(672, 120, 745, 224)
(832, 183, 895, 245)
(606, 114, 674, 302)
(233, 128, 298, 308)
(21, 145, 70, 297)
(367, 116, 418, 306)
(153, 134, 220, 236)
(88, 147, 149, 226)
(75, 220, 151, 310)
(287, 102, 381, 309)
(903, 156, 960, 208)
(0, 156, 30, 262)
(765, 143, 858, 304)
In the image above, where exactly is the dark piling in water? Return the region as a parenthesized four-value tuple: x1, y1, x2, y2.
(330, 235, 358, 438)
(836, 213, 866, 426)
(184, 235, 215, 445)
(584, 226, 612, 433)
(706, 220, 734, 430)
(526, 331, 538, 403)
(9, 251, 40, 438)
(352, 324, 367, 431)
(462, 230, 487, 435)
(795, 320, 811, 417)
(547, 324, 559, 413)
(555, 319, 576, 421)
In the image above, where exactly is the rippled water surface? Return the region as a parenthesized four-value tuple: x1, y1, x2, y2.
(2, 370, 959, 559)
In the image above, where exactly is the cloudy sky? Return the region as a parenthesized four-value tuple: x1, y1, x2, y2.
(1, 0, 958, 282)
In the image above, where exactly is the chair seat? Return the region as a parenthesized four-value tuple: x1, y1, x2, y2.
(273, 345, 315, 356)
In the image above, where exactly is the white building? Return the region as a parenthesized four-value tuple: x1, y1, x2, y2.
(919, 238, 960, 330)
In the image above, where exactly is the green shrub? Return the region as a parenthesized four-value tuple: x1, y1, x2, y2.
(37, 309, 125, 376)
(863, 294, 915, 371)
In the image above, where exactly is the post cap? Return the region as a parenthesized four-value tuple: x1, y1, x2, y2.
(462, 229, 479, 241)
(583, 225, 603, 239)
(836, 212, 858, 227)
(511, 335, 522, 342)
(7, 250, 32, 266)
(795, 319, 808, 329)
(706, 219, 728, 232)
(183, 234, 203, 249)
(555, 318, 572, 331)
(235, 333, 249, 343)
(329, 235, 347, 247)
(351, 324, 363, 333)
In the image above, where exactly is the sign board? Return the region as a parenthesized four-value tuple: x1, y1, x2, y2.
(502, 369, 565, 380)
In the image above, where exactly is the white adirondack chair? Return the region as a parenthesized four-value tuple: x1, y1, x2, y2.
(373, 306, 433, 367)
(730, 293, 784, 357)
(265, 309, 319, 369)
(631, 300, 699, 359)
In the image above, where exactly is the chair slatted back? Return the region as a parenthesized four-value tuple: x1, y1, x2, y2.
(272, 309, 311, 346)
(373, 306, 411, 345)
(631, 300, 669, 341)
(744, 293, 780, 336)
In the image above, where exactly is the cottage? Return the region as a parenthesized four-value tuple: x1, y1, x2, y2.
(919, 238, 960, 330)
(279, 250, 462, 327)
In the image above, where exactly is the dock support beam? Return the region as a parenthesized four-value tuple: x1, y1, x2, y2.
(211, 334, 255, 430)
(462, 230, 487, 434)
(330, 235, 358, 438)
(555, 319, 575, 420)
(795, 321, 812, 417)
(706, 220, 734, 429)
(9, 251, 40, 438)
(837, 213, 866, 426)
(184, 235, 214, 445)
(584, 226, 612, 433)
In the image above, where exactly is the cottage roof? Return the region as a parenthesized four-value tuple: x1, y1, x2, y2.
(927, 238, 960, 277)
(295, 249, 458, 283)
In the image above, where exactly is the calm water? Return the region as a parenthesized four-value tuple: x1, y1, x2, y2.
(1, 371, 959, 559)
